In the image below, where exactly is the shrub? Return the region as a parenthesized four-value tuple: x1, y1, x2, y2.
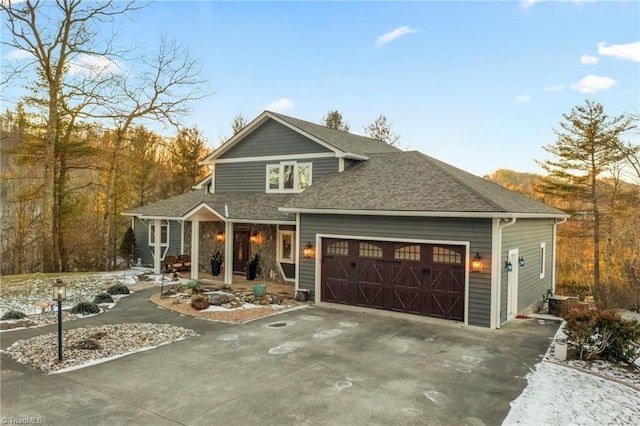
(605, 317, 640, 364)
(93, 293, 115, 304)
(106, 284, 130, 295)
(564, 309, 598, 360)
(563, 308, 640, 363)
(1, 310, 27, 320)
(191, 294, 210, 310)
(70, 302, 100, 315)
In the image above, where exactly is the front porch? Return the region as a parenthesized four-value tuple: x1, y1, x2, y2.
(165, 270, 298, 301)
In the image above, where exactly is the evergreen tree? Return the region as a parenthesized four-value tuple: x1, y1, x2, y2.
(119, 227, 136, 267)
(231, 113, 248, 135)
(537, 100, 634, 302)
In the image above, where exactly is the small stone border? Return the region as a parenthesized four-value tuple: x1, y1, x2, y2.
(1, 323, 197, 373)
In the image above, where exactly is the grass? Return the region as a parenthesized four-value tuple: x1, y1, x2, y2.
(0, 270, 134, 316)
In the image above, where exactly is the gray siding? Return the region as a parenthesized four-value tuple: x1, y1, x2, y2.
(215, 157, 338, 193)
(500, 219, 555, 322)
(133, 218, 183, 266)
(220, 119, 331, 159)
(299, 214, 493, 327)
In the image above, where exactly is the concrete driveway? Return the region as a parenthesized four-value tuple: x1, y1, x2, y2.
(1, 287, 558, 425)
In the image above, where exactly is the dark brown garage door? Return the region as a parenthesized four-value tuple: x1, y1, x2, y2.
(321, 239, 465, 321)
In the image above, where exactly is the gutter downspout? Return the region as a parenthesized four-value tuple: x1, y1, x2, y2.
(552, 217, 568, 295)
(492, 217, 517, 329)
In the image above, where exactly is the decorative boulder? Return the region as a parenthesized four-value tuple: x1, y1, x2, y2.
(208, 292, 237, 306)
(191, 294, 210, 310)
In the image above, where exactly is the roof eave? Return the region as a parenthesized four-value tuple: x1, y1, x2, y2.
(278, 207, 570, 219)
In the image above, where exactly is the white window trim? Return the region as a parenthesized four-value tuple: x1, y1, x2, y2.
(265, 161, 312, 193)
(277, 230, 296, 264)
(539, 242, 546, 279)
(149, 222, 169, 247)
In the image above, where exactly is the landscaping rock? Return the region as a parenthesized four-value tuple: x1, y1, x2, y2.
(208, 292, 237, 305)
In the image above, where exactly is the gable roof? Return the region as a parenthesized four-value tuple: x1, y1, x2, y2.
(123, 190, 295, 223)
(280, 151, 568, 218)
(202, 110, 399, 163)
(268, 112, 401, 155)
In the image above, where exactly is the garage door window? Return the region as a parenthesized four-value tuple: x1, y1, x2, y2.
(327, 241, 348, 256)
(433, 246, 462, 264)
(394, 245, 421, 261)
(359, 242, 383, 258)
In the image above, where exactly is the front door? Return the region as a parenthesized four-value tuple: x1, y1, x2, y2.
(507, 248, 519, 320)
(233, 231, 250, 274)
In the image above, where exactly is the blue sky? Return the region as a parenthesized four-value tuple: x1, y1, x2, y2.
(3, 1, 639, 176)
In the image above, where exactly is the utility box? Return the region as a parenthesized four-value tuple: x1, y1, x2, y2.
(548, 295, 578, 316)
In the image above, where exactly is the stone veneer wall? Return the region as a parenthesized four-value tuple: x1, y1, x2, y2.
(248, 224, 283, 283)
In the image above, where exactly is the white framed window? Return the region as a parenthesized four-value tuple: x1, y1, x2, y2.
(539, 242, 546, 279)
(277, 230, 296, 263)
(149, 223, 169, 246)
(265, 162, 312, 193)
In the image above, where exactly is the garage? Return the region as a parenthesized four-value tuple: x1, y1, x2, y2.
(321, 238, 466, 321)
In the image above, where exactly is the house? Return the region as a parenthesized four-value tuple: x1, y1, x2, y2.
(122, 111, 569, 329)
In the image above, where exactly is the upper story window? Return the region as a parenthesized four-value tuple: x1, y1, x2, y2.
(266, 162, 312, 193)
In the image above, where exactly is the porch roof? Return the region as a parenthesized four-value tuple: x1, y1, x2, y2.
(122, 190, 296, 223)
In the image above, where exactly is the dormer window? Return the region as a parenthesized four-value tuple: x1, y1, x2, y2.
(266, 162, 311, 193)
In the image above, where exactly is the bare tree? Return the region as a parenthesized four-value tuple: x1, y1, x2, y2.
(1, 0, 141, 272)
(99, 36, 209, 268)
(364, 114, 400, 146)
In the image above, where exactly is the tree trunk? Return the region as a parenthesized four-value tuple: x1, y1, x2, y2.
(42, 91, 58, 272)
(592, 173, 601, 303)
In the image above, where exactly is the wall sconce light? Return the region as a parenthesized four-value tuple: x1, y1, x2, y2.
(471, 252, 483, 273)
(250, 232, 259, 244)
(519, 257, 525, 267)
(303, 242, 315, 258)
(215, 231, 224, 242)
(505, 261, 513, 272)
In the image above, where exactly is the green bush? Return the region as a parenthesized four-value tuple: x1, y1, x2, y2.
(93, 293, 115, 304)
(563, 308, 640, 363)
(605, 317, 640, 364)
(106, 284, 130, 295)
(1, 310, 27, 320)
(70, 302, 100, 315)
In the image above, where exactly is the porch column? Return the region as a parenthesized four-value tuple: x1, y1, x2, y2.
(153, 218, 162, 274)
(191, 218, 200, 279)
(224, 221, 233, 285)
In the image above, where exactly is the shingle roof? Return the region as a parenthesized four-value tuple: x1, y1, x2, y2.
(123, 190, 296, 222)
(268, 111, 401, 156)
(281, 151, 567, 216)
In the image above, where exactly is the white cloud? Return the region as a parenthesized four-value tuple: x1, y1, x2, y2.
(374, 26, 417, 48)
(544, 84, 565, 92)
(516, 95, 532, 103)
(520, 0, 540, 9)
(264, 98, 294, 112)
(571, 75, 616, 93)
(4, 49, 32, 60)
(67, 53, 121, 76)
(522, 0, 594, 8)
(597, 41, 640, 62)
(580, 54, 599, 65)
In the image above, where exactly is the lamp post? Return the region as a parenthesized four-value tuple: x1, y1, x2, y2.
(52, 279, 66, 362)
